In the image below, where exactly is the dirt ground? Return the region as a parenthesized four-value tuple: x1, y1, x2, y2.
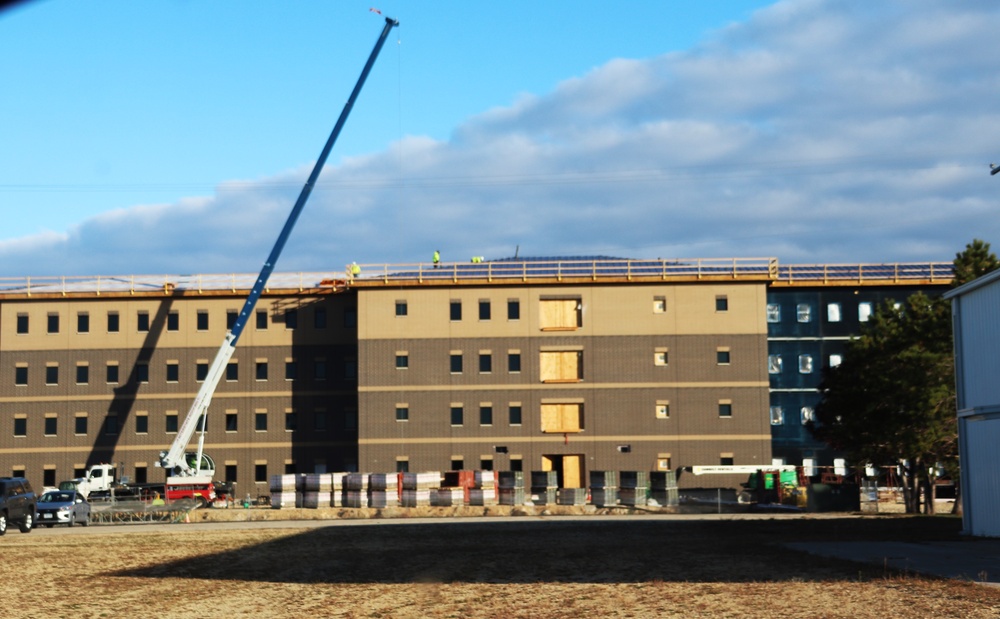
(2, 511, 998, 619)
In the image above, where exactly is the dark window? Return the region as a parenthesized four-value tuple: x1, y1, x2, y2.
(47, 313, 59, 334)
(285, 412, 297, 431)
(509, 405, 522, 425)
(226, 362, 238, 381)
(77, 313, 89, 333)
(313, 360, 327, 381)
(75, 416, 87, 435)
(15, 367, 27, 385)
(106, 364, 119, 384)
(450, 300, 462, 321)
(508, 353, 521, 373)
(14, 417, 26, 436)
(43, 469, 56, 486)
(255, 412, 268, 431)
(104, 415, 118, 436)
(285, 463, 296, 475)
(167, 312, 179, 331)
(227, 310, 238, 330)
(344, 359, 357, 380)
(136, 415, 148, 434)
(16, 314, 28, 334)
(479, 300, 491, 321)
(717, 350, 731, 365)
(44, 417, 57, 435)
(196, 363, 208, 381)
(396, 354, 409, 369)
(344, 307, 357, 328)
(197, 311, 209, 331)
(225, 465, 237, 484)
(256, 362, 268, 381)
(285, 361, 297, 380)
(396, 406, 409, 421)
(136, 363, 149, 383)
(716, 296, 728, 312)
(76, 365, 89, 384)
(479, 353, 492, 373)
(107, 312, 119, 333)
(314, 307, 327, 329)
(137, 312, 149, 332)
(510, 458, 523, 472)
(256, 310, 268, 330)
(508, 299, 520, 320)
(163, 362, 178, 382)
(480, 405, 493, 426)
(285, 309, 297, 329)
(450, 406, 463, 426)
(166, 414, 178, 433)
(450, 458, 464, 471)
(255, 464, 268, 483)
(719, 403, 733, 418)
(480, 459, 493, 471)
(395, 300, 408, 316)
(450, 353, 463, 374)
(45, 365, 58, 385)
(314, 411, 327, 431)
(720, 456, 734, 466)
(226, 413, 238, 432)
(396, 460, 410, 473)
(344, 409, 358, 431)
(133, 466, 147, 484)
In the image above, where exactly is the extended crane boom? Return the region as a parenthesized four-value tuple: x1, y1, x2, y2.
(157, 16, 399, 479)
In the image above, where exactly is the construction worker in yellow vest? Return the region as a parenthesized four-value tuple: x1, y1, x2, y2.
(433, 250, 440, 268)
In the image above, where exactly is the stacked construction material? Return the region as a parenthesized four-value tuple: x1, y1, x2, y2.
(498, 471, 525, 506)
(301, 473, 332, 509)
(649, 470, 679, 507)
(329, 472, 346, 507)
(400, 472, 440, 507)
(589, 470, 618, 507)
(442, 470, 476, 504)
(530, 471, 558, 505)
(469, 470, 497, 506)
(619, 471, 649, 506)
(269, 474, 303, 509)
(367, 473, 399, 508)
(557, 487, 587, 505)
(342, 472, 369, 508)
(430, 486, 465, 506)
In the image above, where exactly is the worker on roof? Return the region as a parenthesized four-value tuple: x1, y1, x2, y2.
(471, 256, 483, 263)
(350, 262, 361, 277)
(433, 250, 440, 268)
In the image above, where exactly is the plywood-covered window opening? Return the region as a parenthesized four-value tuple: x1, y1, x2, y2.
(539, 350, 583, 383)
(540, 403, 584, 433)
(539, 298, 582, 331)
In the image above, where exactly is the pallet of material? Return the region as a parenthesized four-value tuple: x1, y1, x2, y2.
(270, 491, 299, 509)
(401, 472, 441, 490)
(368, 473, 398, 491)
(431, 487, 466, 506)
(498, 471, 525, 489)
(468, 487, 497, 506)
(499, 488, 526, 506)
(589, 470, 617, 489)
(301, 491, 332, 509)
(367, 490, 398, 508)
(619, 471, 649, 489)
(474, 470, 495, 487)
(531, 471, 558, 489)
(269, 474, 303, 493)
(342, 489, 368, 508)
(400, 489, 431, 507)
(443, 470, 476, 490)
(619, 487, 648, 506)
(343, 473, 368, 491)
(650, 471, 677, 490)
(649, 488, 679, 507)
(529, 488, 558, 505)
(557, 488, 587, 506)
(303, 473, 333, 493)
(590, 488, 618, 507)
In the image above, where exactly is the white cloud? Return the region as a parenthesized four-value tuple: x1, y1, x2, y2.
(3, 0, 1000, 277)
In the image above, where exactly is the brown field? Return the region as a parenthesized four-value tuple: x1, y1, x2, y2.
(2, 512, 998, 619)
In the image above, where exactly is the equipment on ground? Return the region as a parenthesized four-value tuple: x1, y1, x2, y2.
(152, 16, 399, 499)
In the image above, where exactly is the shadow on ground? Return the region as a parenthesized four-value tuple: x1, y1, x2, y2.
(112, 516, 970, 585)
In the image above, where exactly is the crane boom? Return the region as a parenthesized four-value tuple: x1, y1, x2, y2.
(158, 16, 399, 477)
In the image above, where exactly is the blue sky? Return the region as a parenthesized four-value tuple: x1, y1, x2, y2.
(2, 0, 999, 277)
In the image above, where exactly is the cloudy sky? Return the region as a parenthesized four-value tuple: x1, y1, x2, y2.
(2, 0, 999, 278)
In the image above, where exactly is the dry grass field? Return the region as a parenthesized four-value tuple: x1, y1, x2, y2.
(2, 513, 998, 618)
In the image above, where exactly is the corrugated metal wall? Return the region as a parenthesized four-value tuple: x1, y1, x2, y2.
(963, 416, 1000, 537)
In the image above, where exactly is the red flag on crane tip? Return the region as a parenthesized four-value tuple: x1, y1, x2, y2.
(370, 7, 382, 15)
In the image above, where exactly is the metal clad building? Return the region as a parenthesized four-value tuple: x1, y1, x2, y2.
(945, 269, 1000, 537)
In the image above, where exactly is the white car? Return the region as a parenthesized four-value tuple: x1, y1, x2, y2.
(36, 490, 91, 527)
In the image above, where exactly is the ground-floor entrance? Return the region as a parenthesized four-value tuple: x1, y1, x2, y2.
(541, 454, 584, 488)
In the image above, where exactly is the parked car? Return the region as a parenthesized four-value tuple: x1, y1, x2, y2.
(36, 490, 90, 527)
(0, 477, 37, 535)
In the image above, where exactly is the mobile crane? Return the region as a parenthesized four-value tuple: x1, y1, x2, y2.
(154, 16, 399, 506)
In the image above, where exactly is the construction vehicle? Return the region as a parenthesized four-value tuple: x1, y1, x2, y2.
(152, 16, 400, 505)
(57, 463, 118, 500)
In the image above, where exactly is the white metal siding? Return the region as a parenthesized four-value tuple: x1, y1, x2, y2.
(964, 417, 1000, 538)
(955, 283, 1000, 409)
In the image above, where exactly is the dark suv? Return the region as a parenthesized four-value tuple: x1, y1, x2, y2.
(0, 477, 37, 535)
